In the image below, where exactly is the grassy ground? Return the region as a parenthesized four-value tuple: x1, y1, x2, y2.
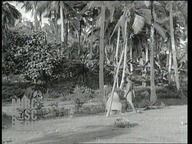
(2, 105, 187, 144)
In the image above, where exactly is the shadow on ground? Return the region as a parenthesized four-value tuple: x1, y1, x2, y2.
(28, 124, 138, 144)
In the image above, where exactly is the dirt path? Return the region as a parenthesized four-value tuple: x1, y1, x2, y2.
(2, 105, 187, 144)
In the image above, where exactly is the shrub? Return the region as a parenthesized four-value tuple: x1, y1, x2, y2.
(2, 82, 29, 101)
(71, 86, 94, 105)
(78, 104, 105, 115)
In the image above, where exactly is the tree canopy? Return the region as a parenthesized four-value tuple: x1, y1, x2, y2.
(2, 1, 187, 100)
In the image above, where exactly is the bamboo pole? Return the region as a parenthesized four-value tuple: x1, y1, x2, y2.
(106, 49, 124, 117)
(115, 27, 121, 88)
(120, 20, 128, 89)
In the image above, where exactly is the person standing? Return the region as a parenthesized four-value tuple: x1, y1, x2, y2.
(123, 76, 137, 113)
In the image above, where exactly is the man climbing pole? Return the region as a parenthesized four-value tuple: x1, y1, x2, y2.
(123, 75, 137, 113)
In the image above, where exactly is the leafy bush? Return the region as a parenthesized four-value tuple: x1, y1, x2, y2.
(36, 105, 73, 119)
(133, 86, 184, 108)
(3, 28, 112, 88)
(16, 43, 64, 82)
(3, 30, 47, 76)
(3, 29, 65, 82)
(2, 82, 28, 101)
(2, 81, 47, 102)
(72, 86, 95, 104)
(78, 103, 105, 115)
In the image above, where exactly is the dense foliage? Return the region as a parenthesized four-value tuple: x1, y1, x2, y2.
(2, 1, 187, 105)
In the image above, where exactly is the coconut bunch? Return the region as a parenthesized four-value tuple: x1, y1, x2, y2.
(114, 117, 130, 128)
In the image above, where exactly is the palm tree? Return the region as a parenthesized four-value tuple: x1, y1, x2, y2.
(150, 1, 157, 104)
(99, 4, 105, 102)
(37, 1, 82, 52)
(158, 1, 185, 88)
(85, 1, 118, 104)
(167, 38, 173, 83)
(169, 1, 180, 90)
(109, 1, 169, 89)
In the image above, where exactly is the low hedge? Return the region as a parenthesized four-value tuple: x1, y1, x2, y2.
(78, 103, 105, 115)
(32, 102, 105, 120)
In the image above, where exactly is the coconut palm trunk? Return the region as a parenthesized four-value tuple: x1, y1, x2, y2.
(146, 43, 149, 62)
(39, 13, 42, 31)
(169, 2, 180, 90)
(115, 27, 120, 62)
(34, 9, 38, 31)
(65, 14, 68, 49)
(79, 25, 81, 56)
(99, 5, 105, 103)
(60, 2, 64, 55)
(90, 9, 94, 57)
(150, 1, 157, 104)
(106, 49, 124, 117)
(52, 12, 58, 42)
(168, 40, 173, 83)
(142, 51, 146, 87)
(130, 39, 133, 73)
(144, 42, 149, 86)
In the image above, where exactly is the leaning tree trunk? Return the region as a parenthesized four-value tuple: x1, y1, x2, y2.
(150, 1, 157, 104)
(60, 2, 64, 43)
(106, 50, 124, 117)
(142, 51, 146, 87)
(170, 2, 180, 90)
(146, 44, 149, 62)
(90, 9, 94, 58)
(52, 11, 58, 43)
(115, 27, 121, 88)
(120, 20, 128, 89)
(168, 40, 173, 83)
(130, 39, 133, 73)
(99, 5, 105, 103)
(34, 8, 38, 31)
(115, 27, 120, 63)
(65, 13, 68, 49)
(60, 2, 64, 56)
(144, 41, 149, 86)
(78, 19, 81, 56)
(39, 13, 42, 31)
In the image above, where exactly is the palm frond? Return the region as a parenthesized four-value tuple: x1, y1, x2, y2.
(2, 2, 22, 27)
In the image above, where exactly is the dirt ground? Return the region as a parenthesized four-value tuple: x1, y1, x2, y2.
(2, 105, 187, 144)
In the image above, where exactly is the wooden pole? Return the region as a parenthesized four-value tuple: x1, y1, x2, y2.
(106, 49, 124, 117)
